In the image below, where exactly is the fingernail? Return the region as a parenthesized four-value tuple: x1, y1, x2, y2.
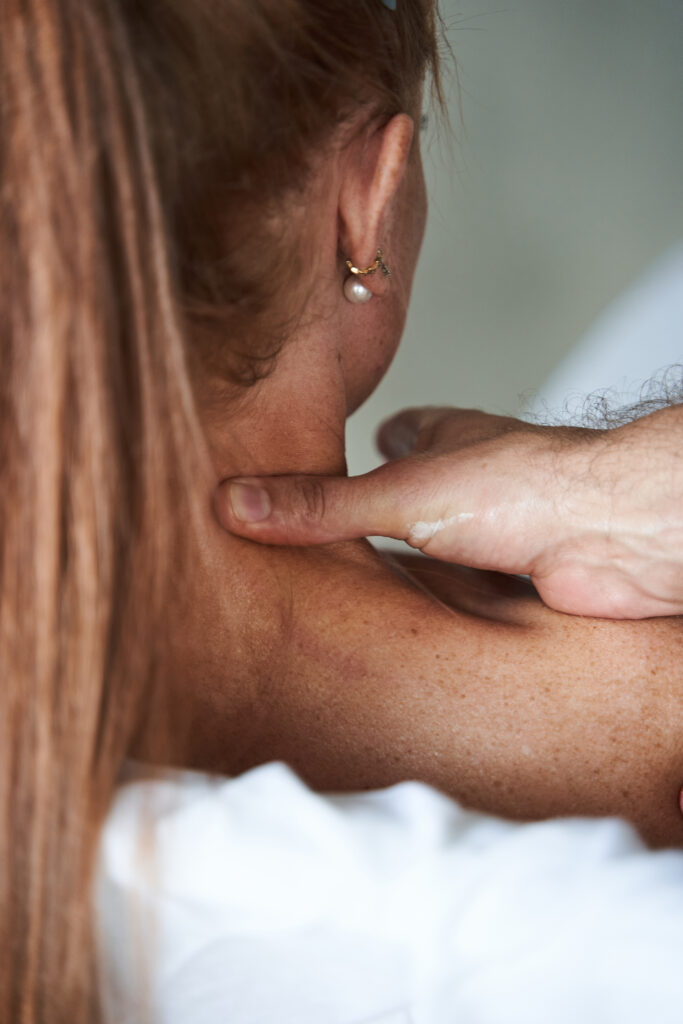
(229, 482, 272, 522)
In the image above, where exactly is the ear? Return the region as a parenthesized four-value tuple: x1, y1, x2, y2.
(338, 114, 415, 291)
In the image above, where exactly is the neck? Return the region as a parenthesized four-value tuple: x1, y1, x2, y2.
(196, 322, 349, 484)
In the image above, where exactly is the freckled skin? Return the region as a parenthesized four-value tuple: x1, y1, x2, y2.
(143, 523, 683, 849)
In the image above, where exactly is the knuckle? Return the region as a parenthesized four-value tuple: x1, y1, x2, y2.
(293, 476, 327, 526)
(418, 422, 442, 450)
(405, 531, 429, 554)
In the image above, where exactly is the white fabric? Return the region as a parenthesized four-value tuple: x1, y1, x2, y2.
(527, 241, 683, 423)
(96, 762, 683, 1023)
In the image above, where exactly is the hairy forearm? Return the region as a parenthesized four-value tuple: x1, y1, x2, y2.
(538, 403, 683, 617)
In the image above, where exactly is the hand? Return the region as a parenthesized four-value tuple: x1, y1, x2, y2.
(214, 405, 683, 619)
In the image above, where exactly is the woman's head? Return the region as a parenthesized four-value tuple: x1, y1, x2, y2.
(0, 1, 442, 1020)
(147, 0, 443, 389)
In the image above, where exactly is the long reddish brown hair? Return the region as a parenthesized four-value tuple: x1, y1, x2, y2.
(0, 1, 442, 1019)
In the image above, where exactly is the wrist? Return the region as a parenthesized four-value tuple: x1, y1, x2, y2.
(533, 411, 683, 616)
(611, 407, 683, 535)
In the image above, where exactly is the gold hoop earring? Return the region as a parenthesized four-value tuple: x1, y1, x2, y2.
(345, 248, 391, 278)
(343, 248, 391, 304)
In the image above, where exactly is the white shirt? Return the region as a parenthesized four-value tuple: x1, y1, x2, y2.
(97, 762, 683, 1024)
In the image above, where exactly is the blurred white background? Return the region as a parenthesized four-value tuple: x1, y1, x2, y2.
(347, 0, 683, 474)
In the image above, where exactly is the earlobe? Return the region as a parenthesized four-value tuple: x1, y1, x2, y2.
(338, 113, 415, 281)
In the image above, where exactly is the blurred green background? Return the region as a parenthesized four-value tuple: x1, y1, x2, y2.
(347, 0, 683, 473)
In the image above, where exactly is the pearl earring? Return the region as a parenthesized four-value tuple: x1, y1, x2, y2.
(343, 248, 391, 304)
(344, 277, 373, 304)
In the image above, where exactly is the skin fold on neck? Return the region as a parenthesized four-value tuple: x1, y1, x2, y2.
(198, 320, 350, 485)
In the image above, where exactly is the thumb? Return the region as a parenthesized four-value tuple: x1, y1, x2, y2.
(213, 462, 428, 546)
